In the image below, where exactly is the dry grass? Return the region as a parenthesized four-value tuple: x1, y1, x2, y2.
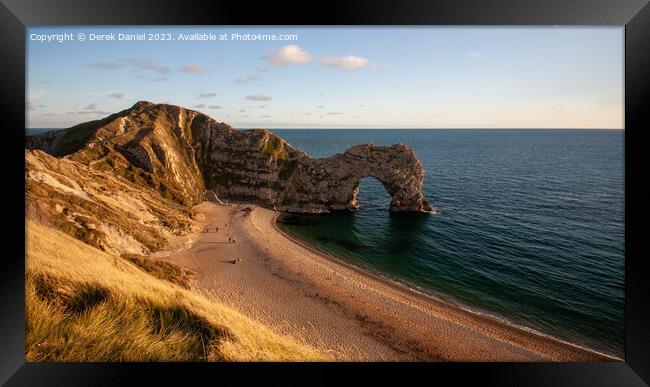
(26, 220, 327, 362)
(120, 253, 194, 289)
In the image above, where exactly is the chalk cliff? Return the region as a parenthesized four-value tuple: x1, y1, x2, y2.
(25, 149, 200, 255)
(27, 101, 432, 213)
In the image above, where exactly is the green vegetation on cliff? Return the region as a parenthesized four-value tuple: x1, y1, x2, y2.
(261, 133, 289, 160)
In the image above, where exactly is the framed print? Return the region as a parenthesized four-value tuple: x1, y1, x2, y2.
(1, 0, 649, 385)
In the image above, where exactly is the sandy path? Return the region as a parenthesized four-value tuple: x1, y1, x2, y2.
(155, 202, 616, 361)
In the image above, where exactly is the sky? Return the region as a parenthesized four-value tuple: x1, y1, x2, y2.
(26, 26, 624, 129)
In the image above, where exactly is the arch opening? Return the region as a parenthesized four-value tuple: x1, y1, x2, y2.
(351, 176, 393, 211)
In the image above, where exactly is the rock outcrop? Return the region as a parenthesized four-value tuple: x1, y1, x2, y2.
(281, 144, 432, 213)
(26, 149, 200, 255)
(27, 101, 432, 213)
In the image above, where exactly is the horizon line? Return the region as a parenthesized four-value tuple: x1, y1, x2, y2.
(26, 126, 625, 131)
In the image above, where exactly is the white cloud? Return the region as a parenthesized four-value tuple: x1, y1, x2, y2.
(265, 45, 312, 67)
(66, 110, 111, 115)
(56, 102, 109, 117)
(246, 94, 272, 102)
(179, 64, 207, 74)
(127, 59, 170, 73)
(194, 104, 206, 108)
(136, 75, 168, 82)
(234, 74, 262, 84)
(108, 92, 124, 99)
(198, 92, 217, 98)
(87, 59, 170, 73)
(208, 105, 221, 109)
(319, 55, 374, 71)
(87, 61, 125, 70)
(467, 51, 480, 57)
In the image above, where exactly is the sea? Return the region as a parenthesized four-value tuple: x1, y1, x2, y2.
(27, 127, 624, 357)
(274, 129, 624, 358)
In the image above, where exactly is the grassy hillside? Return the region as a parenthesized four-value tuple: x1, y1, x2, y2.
(26, 220, 326, 361)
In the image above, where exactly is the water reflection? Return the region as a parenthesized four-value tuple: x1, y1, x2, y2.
(386, 212, 431, 255)
(278, 206, 433, 260)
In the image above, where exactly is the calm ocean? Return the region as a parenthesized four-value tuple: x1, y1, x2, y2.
(274, 129, 624, 357)
(27, 127, 624, 356)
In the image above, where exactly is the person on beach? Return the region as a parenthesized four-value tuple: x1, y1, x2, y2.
(232, 236, 236, 244)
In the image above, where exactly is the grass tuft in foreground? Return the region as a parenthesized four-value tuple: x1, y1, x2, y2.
(26, 220, 326, 361)
(121, 253, 194, 289)
(26, 273, 228, 361)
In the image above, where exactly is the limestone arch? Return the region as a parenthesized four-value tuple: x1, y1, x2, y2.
(281, 143, 433, 213)
(349, 175, 397, 209)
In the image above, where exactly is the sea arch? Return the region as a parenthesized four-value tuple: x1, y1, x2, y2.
(280, 144, 433, 213)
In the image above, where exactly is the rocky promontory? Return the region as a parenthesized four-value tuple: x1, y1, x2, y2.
(281, 144, 432, 212)
(27, 101, 432, 213)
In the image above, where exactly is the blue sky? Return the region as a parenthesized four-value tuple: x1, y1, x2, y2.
(26, 27, 623, 129)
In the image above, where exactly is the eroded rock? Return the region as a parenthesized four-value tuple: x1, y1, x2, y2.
(281, 144, 432, 213)
(25, 149, 199, 255)
(27, 101, 433, 213)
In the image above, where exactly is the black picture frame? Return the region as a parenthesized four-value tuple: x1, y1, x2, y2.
(2, 0, 648, 385)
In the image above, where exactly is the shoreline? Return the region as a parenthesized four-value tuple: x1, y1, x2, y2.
(273, 213, 621, 361)
(159, 202, 620, 361)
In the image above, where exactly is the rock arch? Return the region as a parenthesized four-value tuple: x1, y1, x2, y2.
(280, 144, 433, 213)
(27, 102, 433, 213)
(349, 175, 393, 209)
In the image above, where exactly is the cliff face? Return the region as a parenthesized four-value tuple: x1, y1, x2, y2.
(27, 101, 432, 213)
(26, 149, 200, 256)
(27, 102, 210, 206)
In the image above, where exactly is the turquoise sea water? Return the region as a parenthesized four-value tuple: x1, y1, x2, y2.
(274, 129, 624, 357)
